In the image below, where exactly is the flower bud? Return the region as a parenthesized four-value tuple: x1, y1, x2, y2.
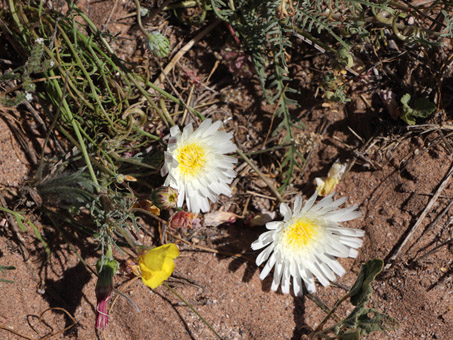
(146, 32, 170, 58)
(152, 186, 178, 210)
(95, 249, 119, 329)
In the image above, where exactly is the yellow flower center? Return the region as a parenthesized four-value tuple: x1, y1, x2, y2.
(282, 218, 319, 250)
(176, 143, 206, 177)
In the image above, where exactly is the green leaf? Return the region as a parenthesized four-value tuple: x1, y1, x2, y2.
(400, 93, 436, 125)
(400, 93, 411, 106)
(339, 330, 360, 340)
(0, 265, 16, 272)
(349, 259, 384, 306)
(0, 265, 15, 284)
(0, 279, 14, 283)
(356, 309, 399, 335)
(413, 97, 436, 117)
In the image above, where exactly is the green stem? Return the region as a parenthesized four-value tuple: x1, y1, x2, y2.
(244, 143, 293, 156)
(7, 0, 25, 41)
(134, 0, 149, 38)
(48, 71, 99, 187)
(305, 293, 340, 323)
(67, 1, 174, 127)
(63, 5, 201, 124)
(163, 283, 224, 340)
(57, 25, 116, 128)
(0, 206, 50, 257)
(109, 152, 158, 170)
(313, 292, 349, 332)
(54, 124, 115, 177)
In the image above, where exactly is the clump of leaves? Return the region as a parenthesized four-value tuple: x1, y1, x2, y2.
(0, 39, 54, 106)
(209, 0, 446, 191)
(321, 70, 351, 104)
(400, 93, 436, 125)
(313, 259, 399, 339)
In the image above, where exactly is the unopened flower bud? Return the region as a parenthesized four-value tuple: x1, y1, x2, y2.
(95, 248, 119, 329)
(152, 186, 178, 210)
(146, 32, 170, 58)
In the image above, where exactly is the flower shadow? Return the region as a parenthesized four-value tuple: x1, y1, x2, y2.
(210, 221, 262, 284)
(42, 261, 91, 337)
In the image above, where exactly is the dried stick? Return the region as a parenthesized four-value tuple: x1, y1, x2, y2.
(155, 19, 221, 85)
(385, 161, 453, 269)
(236, 148, 284, 203)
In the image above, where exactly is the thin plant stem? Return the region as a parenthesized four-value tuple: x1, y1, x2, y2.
(163, 283, 224, 340)
(314, 293, 350, 332)
(66, 1, 174, 126)
(245, 143, 293, 156)
(134, 0, 149, 38)
(236, 148, 284, 203)
(305, 293, 341, 323)
(47, 71, 99, 187)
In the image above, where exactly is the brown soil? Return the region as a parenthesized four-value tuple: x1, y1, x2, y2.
(1, 1, 452, 340)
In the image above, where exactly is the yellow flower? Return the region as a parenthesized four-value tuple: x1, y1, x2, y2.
(139, 244, 179, 289)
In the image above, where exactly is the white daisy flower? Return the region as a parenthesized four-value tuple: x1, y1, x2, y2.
(161, 119, 237, 213)
(251, 192, 364, 295)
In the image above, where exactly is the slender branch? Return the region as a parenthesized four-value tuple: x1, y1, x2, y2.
(236, 149, 284, 203)
(164, 283, 224, 340)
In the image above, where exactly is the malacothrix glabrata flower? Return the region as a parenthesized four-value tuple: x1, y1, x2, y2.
(161, 119, 237, 213)
(251, 191, 365, 295)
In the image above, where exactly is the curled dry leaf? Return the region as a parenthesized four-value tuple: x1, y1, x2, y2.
(169, 211, 201, 229)
(204, 210, 239, 227)
(133, 199, 160, 216)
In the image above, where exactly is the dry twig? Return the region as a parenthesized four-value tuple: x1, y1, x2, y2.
(385, 161, 453, 270)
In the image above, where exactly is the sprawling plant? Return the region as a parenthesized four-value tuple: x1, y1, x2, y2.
(210, 0, 446, 190)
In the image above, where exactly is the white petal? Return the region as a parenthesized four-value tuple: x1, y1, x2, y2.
(280, 203, 292, 220)
(349, 248, 359, 258)
(300, 191, 318, 214)
(170, 125, 181, 136)
(181, 123, 193, 140)
(281, 265, 291, 294)
(299, 265, 315, 293)
(322, 255, 345, 277)
(324, 241, 351, 258)
(326, 207, 361, 222)
(271, 262, 283, 291)
(317, 261, 336, 281)
(198, 119, 218, 137)
(200, 196, 210, 212)
(256, 245, 274, 265)
(252, 230, 275, 250)
(338, 235, 364, 248)
(177, 185, 185, 207)
(266, 221, 282, 230)
(293, 195, 303, 215)
(259, 253, 276, 279)
(309, 262, 330, 287)
(328, 226, 365, 237)
(293, 275, 303, 296)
